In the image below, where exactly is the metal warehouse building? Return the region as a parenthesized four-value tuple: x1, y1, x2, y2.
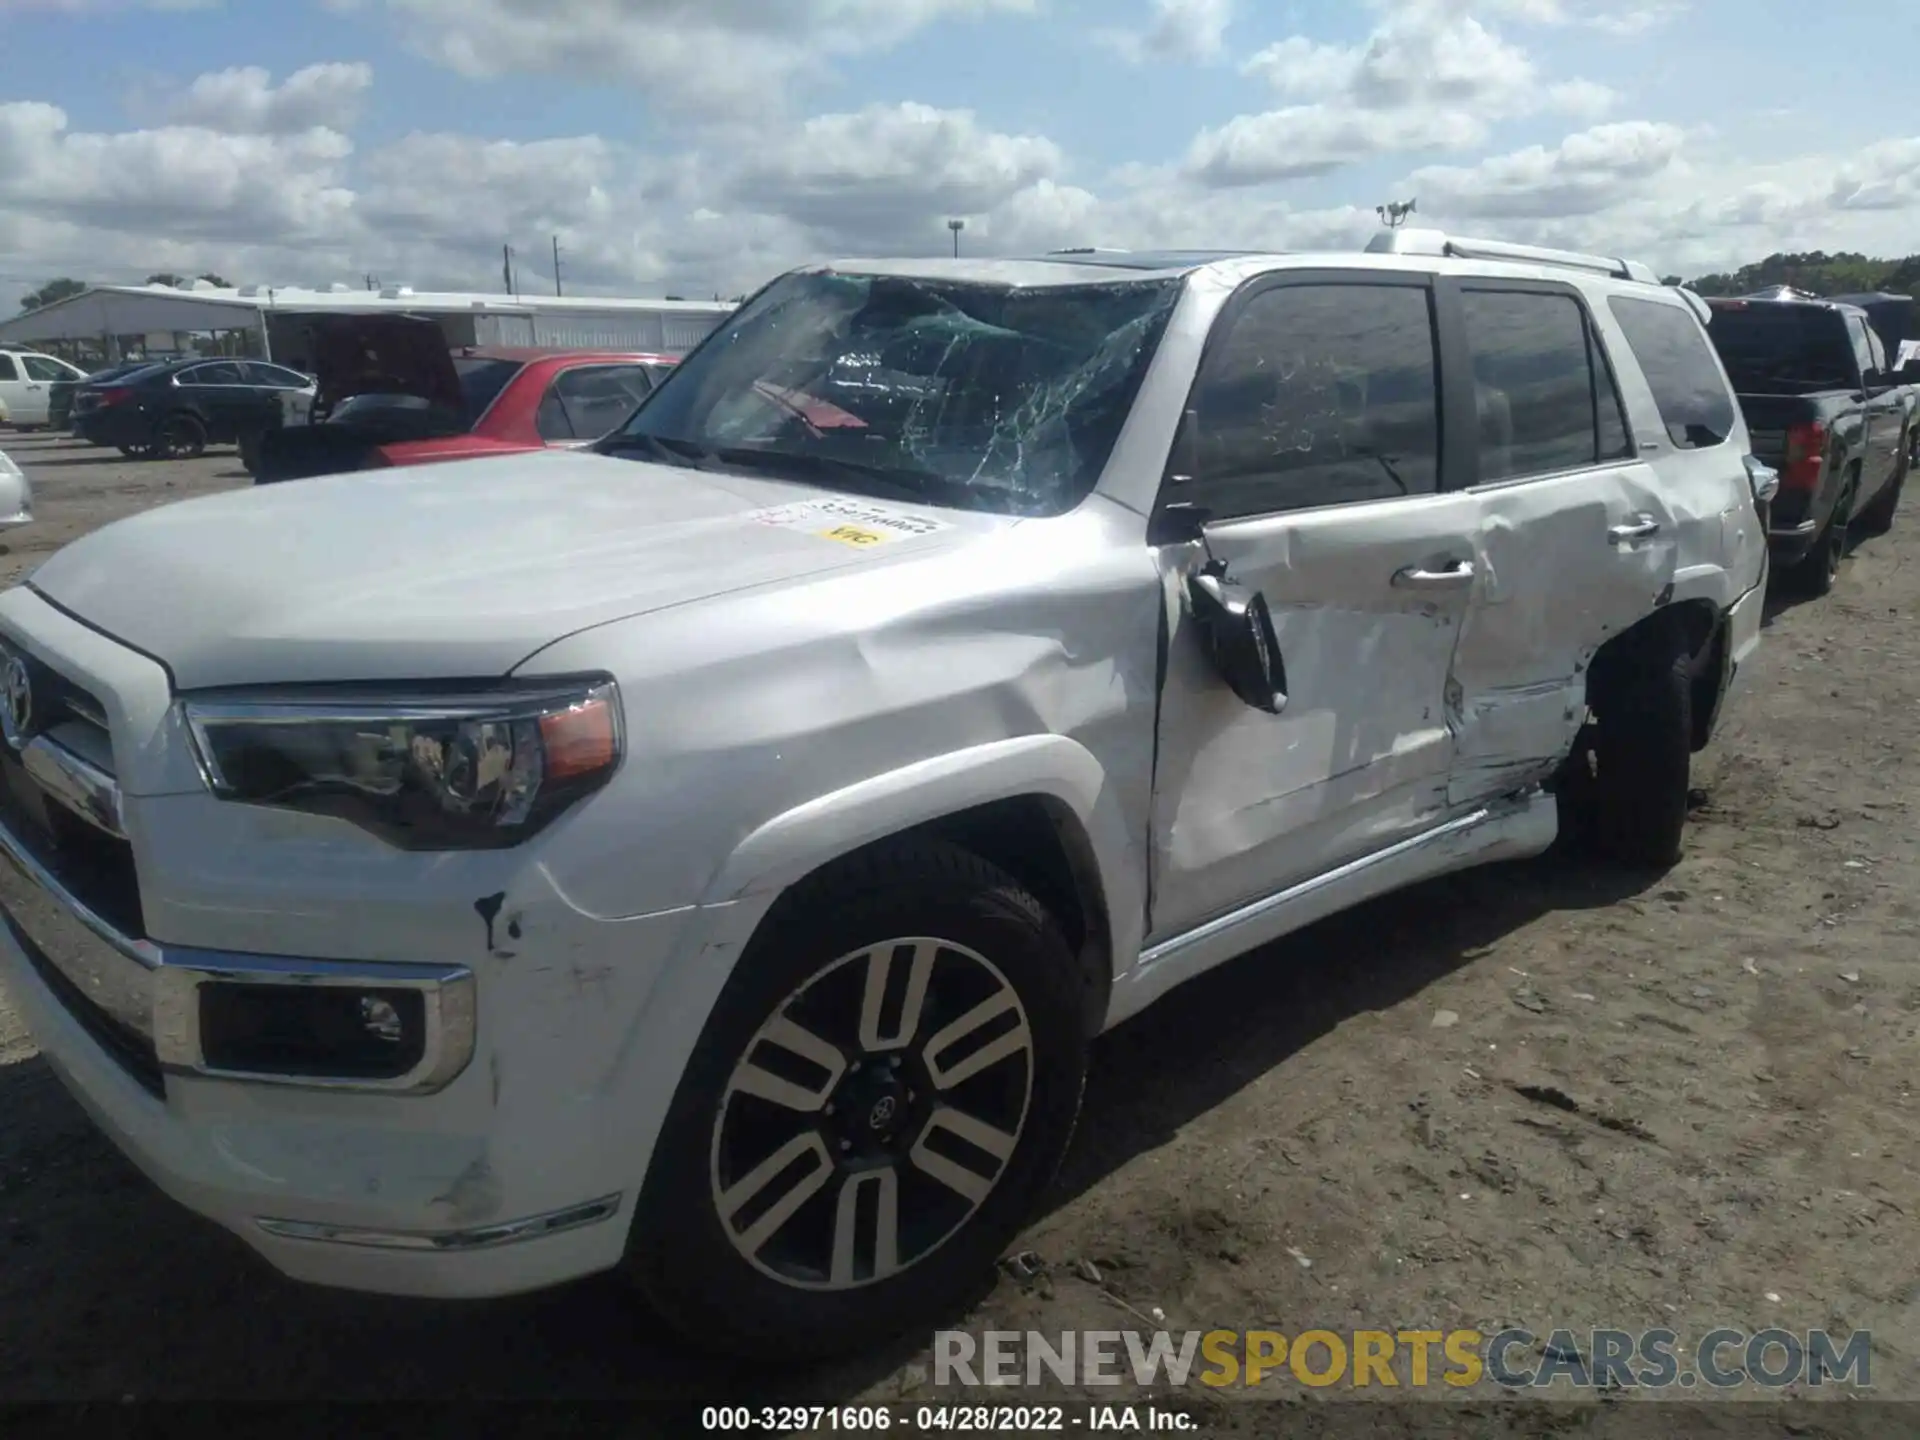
(0, 282, 737, 370)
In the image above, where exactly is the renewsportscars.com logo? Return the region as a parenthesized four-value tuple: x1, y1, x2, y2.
(935, 1327, 1872, 1391)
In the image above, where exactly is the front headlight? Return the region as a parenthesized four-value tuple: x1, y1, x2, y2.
(181, 678, 622, 850)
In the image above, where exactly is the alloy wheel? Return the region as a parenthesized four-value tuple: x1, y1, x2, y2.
(708, 936, 1035, 1291)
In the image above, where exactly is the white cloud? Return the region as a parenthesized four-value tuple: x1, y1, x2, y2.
(1831, 138, 1920, 212)
(346, 0, 1039, 115)
(726, 103, 1062, 250)
(167, 62, 373, 134)
(1099, 0, 1235, 64)
(1203, 5, 1615, 187)
(1405, 121, 1687, 219)
(0, 101, 355, 242)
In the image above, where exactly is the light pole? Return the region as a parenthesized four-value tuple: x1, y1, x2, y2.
(947, 218, 965, 257)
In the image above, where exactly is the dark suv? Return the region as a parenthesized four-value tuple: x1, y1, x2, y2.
(72, 358, 315, 460)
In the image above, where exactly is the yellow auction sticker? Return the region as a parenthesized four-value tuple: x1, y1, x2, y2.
(820, 524, 886, 547)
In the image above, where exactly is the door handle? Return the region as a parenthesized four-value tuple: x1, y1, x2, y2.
(1392, 560, 1475, 589)
(1608, 517, 1661, 543)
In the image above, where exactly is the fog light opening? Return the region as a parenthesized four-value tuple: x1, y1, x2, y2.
(198, 982, 429, 1082)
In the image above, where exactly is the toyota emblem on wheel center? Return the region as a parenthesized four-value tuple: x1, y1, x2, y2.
(1, 654, 32, 748)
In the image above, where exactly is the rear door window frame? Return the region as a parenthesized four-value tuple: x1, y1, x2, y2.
(1435, 275, 1637, 491)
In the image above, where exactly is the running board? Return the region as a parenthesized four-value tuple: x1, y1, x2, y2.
(1103, 789, 1558, 1029)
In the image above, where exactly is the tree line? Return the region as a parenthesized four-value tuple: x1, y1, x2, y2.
(1668, 251, 1920, 299)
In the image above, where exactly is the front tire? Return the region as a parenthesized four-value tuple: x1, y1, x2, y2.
(626, 838, 1088, 1360)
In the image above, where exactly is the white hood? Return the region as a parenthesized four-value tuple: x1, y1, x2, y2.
(29, 449, 993, 689)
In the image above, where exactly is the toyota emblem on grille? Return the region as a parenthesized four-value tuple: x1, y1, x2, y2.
(1, 654, 32, 748)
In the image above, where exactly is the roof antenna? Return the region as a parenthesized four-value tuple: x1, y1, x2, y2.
(1376, 198, 1417, 229)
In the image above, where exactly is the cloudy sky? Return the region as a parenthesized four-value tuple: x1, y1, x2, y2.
(1, 0, 1915, 304)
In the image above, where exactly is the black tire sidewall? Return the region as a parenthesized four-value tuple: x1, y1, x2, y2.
(1592, 632, 1692, 869)
(161, 414, 205, 458)
(627, 842, 1088, 1357)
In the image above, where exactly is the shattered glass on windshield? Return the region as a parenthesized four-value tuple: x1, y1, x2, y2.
(608, 269, 1183, 515)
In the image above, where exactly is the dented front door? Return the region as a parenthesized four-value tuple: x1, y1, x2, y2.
(1147, 492, 1484, 943)
(1142, 270, 1476, 944)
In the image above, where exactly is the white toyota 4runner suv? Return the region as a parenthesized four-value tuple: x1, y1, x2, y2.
(0, 231, 1770, 1358)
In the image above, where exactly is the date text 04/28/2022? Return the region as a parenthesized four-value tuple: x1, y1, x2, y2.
(700, 1405, 1201, 1431)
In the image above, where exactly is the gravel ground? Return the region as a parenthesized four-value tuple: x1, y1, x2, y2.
(0, 429, 1915, 1432)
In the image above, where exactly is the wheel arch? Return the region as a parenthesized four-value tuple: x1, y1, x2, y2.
(1588, 595, 1721, 722)
(701, 734, 1145, 1035)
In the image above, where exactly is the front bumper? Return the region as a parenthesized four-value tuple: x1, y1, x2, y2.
(0, 591, 722, 1300)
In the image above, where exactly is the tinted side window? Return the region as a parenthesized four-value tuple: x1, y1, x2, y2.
(552, 365, 654, 440)
(535, 383, 574, 441)
(1850, 317, 1887, 377)
(1609, 295, 1737, 449)
(1460, 289, 1603, 481)
(22, 356, 69, 382)
(1590, 327, 1633, 462)
(242, 363, 311, 388)
(0, 357, 18, 382)
(182, 362, 243, 386)
(1189, 282, 1439, 518)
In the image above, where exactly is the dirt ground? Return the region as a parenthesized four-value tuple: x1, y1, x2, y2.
(0, 428, 1916, 1432)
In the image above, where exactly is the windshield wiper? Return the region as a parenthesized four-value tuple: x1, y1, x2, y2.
(708, 447, 1001, 512)
(595, 432, 719, 469)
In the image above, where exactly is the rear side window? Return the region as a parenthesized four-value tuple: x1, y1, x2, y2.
(1188, 280, 1440, 519)
(182, 361, 244, 386)
(544, 364, 655, 441)
(1459, 289, 1629, 482)
(0, 357, 17, 382)
(453, 357, 524, 424)
(1610, 296, 1737, 450)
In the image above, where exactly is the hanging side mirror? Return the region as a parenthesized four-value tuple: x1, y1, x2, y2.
(1187, 565, 1288, 715)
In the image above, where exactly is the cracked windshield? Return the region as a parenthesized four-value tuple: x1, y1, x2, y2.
(606, 271, 1181, 515)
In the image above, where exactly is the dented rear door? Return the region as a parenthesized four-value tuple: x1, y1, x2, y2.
(1438, 279, 1679, 808)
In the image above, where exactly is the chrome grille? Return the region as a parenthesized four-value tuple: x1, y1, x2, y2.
(4, 648, 113, 772)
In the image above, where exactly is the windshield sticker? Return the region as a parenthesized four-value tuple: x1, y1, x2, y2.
(751, 498, 951, 548)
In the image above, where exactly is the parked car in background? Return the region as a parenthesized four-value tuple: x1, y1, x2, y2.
(254, 314, 676, 482)
(70, 358, 316, 460)
(0, 449, 32, 528)
(52, 359, 162, 433)
(0, 232, 1768, 1358)
(0, 350, 88, 429)
(1706, 290, 1915, 595)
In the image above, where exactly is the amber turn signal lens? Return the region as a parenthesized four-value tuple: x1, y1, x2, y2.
(539, 697, 619, 782)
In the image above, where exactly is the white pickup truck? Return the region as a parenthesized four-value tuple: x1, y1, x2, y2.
(0, 233, 1769, 1358)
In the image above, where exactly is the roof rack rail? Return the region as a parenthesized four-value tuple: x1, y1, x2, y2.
(1047, 246, 1132, 255)
(1365, 227, 1661, 285)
